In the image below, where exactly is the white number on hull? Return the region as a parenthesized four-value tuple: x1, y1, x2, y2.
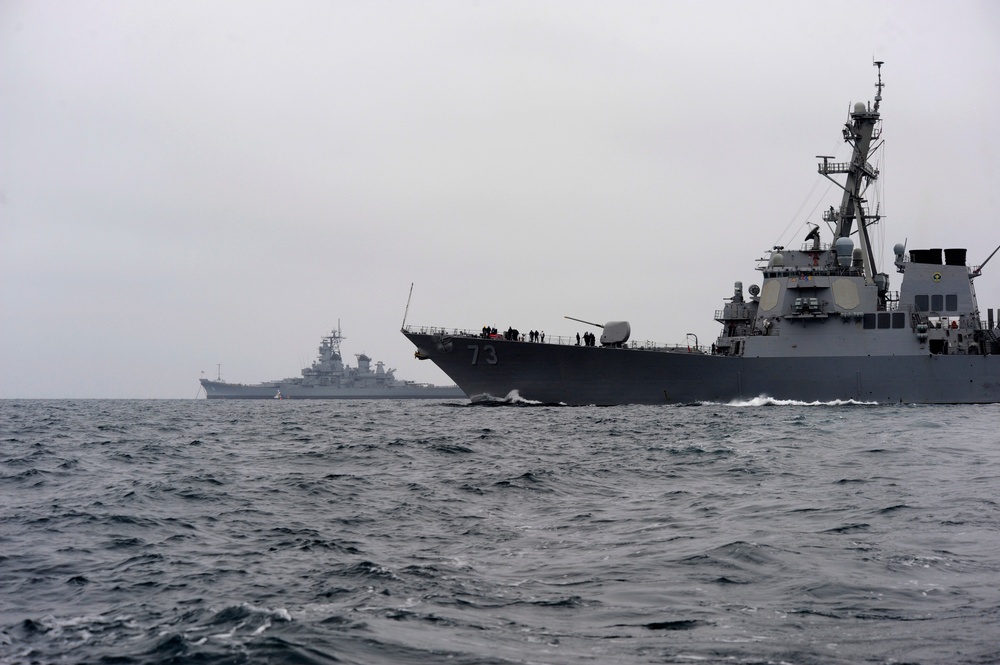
(468, 344, 498, 365)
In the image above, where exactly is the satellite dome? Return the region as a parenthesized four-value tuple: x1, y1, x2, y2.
(854, 101, 866, 113)
(835, 237, 854, 267)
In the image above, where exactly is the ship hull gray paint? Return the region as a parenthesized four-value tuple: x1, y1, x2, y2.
(200, 378, 466, 400)
(404, 332, 1000, 405)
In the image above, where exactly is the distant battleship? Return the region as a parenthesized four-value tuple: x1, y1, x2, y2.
(201, 325, 465, 399)
(402, 63, 1000, 405)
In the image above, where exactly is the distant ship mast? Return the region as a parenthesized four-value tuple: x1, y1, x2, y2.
(818, 60, 885, 286)
(328, 319, 343, 356)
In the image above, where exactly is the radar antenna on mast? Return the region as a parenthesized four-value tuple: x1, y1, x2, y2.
(873, 60, 884, 111)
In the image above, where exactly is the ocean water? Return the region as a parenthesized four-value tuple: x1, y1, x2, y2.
(2, 398, 1000, 665)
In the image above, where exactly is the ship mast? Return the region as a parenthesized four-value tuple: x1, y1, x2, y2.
(818, 61, 885, 284)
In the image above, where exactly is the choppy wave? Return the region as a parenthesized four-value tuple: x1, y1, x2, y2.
(2, 399, 1000, 664)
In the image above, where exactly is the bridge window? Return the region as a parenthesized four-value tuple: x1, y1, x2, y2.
(931, 294, 944, 311)
(863, 312, 906, 329)
(946, 294, 958, 311)
(915, 295, 929, 312)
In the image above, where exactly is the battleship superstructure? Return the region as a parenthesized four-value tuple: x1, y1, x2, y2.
(201, 326, 465, 399)
(402, 63, 1000, 405)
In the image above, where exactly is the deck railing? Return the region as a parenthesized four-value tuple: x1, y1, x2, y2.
(401, 325, 709, 353)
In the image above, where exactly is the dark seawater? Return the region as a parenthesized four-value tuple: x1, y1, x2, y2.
(3, 399, 1000, 665)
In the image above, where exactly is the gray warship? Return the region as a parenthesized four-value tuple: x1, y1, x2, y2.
(201, 325, 465, 399)
(402, 63, 1000, 405)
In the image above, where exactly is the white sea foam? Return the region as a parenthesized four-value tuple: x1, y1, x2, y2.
(719, 395, 879, 407)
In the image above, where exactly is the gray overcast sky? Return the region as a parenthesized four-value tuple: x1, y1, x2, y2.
(2, 0, 999, 398)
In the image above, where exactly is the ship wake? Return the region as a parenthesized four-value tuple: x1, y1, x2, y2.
(718, 396, 879, 407)
(467, 390, 567, 407)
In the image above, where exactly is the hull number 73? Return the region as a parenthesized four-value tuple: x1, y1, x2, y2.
(468, 344, 498, 365)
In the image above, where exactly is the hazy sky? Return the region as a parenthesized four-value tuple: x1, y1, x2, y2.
(2, 1, 999, 398)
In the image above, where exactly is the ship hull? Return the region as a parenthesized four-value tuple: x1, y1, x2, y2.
(403, 332, 1000, 405)
(200, 379, 466, 400)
